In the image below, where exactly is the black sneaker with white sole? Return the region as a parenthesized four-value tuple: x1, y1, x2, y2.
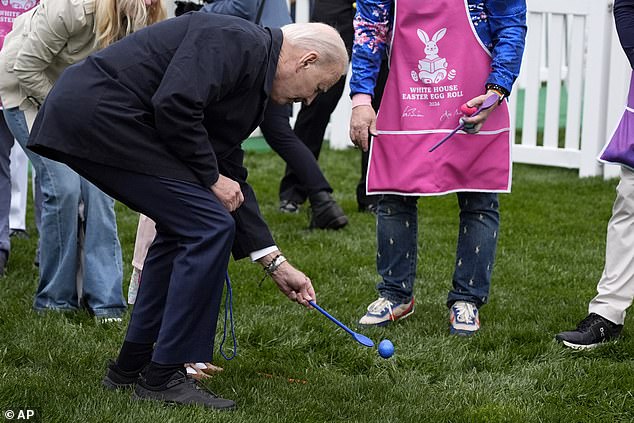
(133, 370, 236, 410)
(555, 313, 623, 350)
(102, 360, 142, 390)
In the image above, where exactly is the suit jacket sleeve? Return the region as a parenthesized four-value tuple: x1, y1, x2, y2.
(218, 147, 275, 260)
(151, 34, 225, 188)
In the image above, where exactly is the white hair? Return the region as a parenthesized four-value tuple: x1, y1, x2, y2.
(280, 22, 348, 74)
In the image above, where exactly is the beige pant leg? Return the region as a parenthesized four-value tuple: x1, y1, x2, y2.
(588, 167, 634, 325)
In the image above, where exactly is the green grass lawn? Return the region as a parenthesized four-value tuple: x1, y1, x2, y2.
(1, 147, 632, 422)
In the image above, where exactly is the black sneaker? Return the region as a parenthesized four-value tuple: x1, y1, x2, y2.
(133, 370, 236, 410)
(555, 313, 623, 350)
(308, 191, 348, 230)
(279, 200, 300, 214)
(102, 360, 142, 390)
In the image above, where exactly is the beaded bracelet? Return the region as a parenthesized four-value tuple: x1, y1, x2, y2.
(259, 254, 288, 285)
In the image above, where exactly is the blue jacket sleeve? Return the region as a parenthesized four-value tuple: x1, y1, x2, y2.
(201, 0, 259, 21)
(349, 0, 392, 97)
(484, 0, 527, 95)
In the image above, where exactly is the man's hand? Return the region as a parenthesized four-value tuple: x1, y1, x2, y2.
(269, 261, 316, 307)
(259, 251, 316, 307)
(460, 91, 501, 134)
(349, 105, 377, 152)
(211, 175, 244, 212)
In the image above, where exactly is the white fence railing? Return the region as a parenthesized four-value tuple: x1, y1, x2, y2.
(325, 0, 629, 179)
(511, 0, 627, 179)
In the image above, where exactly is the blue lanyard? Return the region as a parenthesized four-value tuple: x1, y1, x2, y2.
(219, 271, 237, 360)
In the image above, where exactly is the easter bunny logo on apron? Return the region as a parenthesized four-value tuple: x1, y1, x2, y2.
(412, 27, 454, 84)
(367, 0, 512, 196)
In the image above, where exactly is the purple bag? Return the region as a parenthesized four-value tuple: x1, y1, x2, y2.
(599, 72, 634, 171)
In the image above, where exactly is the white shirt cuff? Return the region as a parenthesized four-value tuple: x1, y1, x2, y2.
(250, 245, 279, 262)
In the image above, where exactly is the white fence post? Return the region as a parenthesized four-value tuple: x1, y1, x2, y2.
(603, 8, 630, 180)
(290, 0, 311, 126)
(578, 0, 613, 177)
(293, 0, 310, 23)
(511, 0, 617, 177)
(328, 65, 354, 149)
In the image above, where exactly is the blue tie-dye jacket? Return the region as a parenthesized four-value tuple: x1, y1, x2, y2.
(350, 0, 527, 98)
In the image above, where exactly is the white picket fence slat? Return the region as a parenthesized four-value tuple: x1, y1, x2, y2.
(543, 14, 564, 149)
(519, 11, 543, 149)
(564, 15, 585, 151)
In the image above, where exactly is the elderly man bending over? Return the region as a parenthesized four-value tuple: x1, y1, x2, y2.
(27, 13, 348, 410)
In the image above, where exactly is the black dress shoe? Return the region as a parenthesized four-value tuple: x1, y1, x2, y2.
(134, 370, 236, 410)
(102, 360, 142, 390)
(308, 191, 348, 230)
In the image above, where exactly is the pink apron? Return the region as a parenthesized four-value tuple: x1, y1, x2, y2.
(367, 0, 512, 195)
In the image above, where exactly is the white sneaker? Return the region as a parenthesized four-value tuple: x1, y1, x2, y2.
(96, 316, 123, 324)
(449, 301, 480, 335)
(358, 297, 415, 326)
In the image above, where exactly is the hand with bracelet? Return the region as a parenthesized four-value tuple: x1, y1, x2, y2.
(258, 251, 316, 307)
(460, 84, 508, 134)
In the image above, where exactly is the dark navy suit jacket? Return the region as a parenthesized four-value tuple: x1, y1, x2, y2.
(28, 13, 282, 259)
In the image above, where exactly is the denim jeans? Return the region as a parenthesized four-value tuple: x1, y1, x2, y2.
(375, 192, 499, 309)
(3, 107, 126, 317)
(0, 112, 14, 257)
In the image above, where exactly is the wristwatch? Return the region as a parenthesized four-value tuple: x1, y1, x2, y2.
(485, 83, 509, 104)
